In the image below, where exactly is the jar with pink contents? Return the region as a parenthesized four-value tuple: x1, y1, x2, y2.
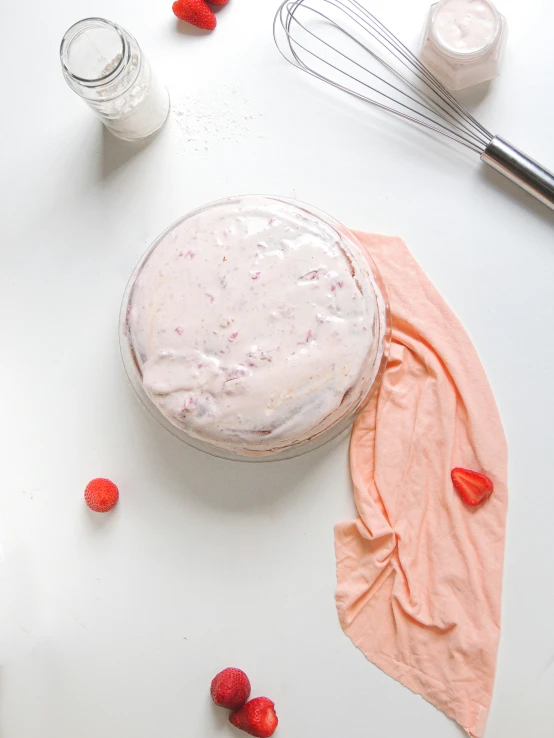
(420, 0, 508, 90)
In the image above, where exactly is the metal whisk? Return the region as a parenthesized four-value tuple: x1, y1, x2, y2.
(274, 0, 554, 211)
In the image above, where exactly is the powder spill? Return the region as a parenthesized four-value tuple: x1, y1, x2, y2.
(167, 83, 266, 158)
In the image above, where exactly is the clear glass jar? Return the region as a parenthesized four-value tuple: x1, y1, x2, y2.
(420, 0, 508, 90)
(119, 196, 391, 462)
(60, 18, 170, 141)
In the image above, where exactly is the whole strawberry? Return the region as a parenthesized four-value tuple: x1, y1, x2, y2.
(211, 667, 251, 710)
(84, 478, 119, 512)
(230, 697, 278, 738)
(173, 0, 217, 31)
(172, 0, 217, 30)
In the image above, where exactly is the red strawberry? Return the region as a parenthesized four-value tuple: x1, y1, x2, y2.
(211, 668, 251, 710)
(229, 697, 278, 738)
(172, 0, 217, 30)
(208, 0, 230, 5)
(84, 478, 119, 512)
(451, 467, 493, 507)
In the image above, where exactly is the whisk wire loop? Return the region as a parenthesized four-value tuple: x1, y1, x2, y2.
(274, 0, 493, 154)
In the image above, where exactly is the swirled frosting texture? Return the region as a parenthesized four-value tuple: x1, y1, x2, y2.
(127, 197, 384, 454)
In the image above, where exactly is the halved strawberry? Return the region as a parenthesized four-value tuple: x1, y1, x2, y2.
(451, 467, 493, 507)
(229, 697, 278, 737)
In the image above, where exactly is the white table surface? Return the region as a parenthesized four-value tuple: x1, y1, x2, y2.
(2, 0, 554, 735)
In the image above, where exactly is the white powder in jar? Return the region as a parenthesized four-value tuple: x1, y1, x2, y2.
(99, 53, 170, 141)
(61, 19, 171, 142)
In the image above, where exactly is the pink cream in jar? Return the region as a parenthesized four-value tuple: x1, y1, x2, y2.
(420, 0, 508, 90)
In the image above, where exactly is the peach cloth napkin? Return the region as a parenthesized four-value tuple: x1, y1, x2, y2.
(335, 233, 508, 738)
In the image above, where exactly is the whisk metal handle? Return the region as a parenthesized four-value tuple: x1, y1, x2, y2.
(481, 136, 554, 212)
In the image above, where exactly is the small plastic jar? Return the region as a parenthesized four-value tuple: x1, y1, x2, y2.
(60, 18, 170, 141)
(420, 0, 507, 90)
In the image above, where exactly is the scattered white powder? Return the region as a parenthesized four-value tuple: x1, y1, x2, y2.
(167, 83, 266, 158)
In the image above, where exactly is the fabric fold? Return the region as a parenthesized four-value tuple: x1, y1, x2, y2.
(335, 233, 507, 738)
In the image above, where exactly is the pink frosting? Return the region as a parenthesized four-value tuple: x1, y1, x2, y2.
(127, 197, 385, 454)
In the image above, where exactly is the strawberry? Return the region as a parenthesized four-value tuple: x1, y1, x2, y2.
(211, 668, 251, 710)
(208, 0, 230, 5)
(451, 467, 493, 507)
(84, 478, 119, 512)
(172, 0, 217, 30)
(229, 697, 278, 738)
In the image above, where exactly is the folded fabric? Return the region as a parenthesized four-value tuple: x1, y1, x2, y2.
(335, 233, 508, 737)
